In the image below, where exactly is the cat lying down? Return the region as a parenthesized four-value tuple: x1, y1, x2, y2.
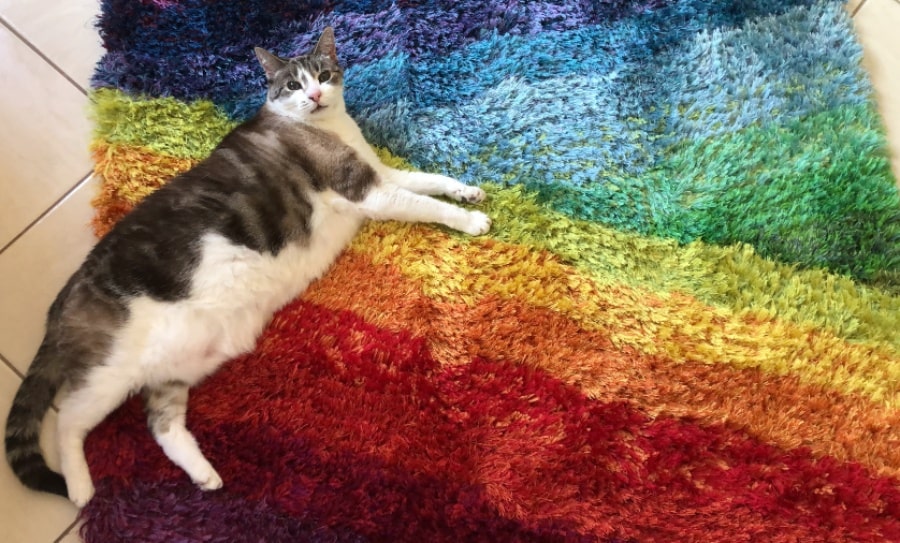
(5, 27, 489, 507)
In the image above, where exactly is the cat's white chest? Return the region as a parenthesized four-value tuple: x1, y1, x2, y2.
(310, 114, 384, 173)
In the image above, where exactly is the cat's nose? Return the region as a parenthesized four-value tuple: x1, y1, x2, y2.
(307, 87, 321, 103)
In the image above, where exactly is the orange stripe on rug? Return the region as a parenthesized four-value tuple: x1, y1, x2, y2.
(305, 248, 900, 478)
(345, 224, 899, 408)
(90, 142, 196, 236)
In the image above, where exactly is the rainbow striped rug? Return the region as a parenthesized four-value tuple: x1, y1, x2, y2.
(82, 0, 900, 541)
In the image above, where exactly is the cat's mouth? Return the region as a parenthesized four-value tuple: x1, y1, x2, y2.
(311, 104, 328, 113)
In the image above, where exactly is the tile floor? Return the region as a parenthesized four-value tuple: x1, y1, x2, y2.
(1, 0, 898, 541)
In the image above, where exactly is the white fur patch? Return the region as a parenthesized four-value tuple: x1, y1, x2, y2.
(271, 67, 344, 121)
(117, 194, 363, 388)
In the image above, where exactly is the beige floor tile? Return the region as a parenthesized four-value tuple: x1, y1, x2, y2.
(854, 0, 900, 184)
(0, 0, 103, 88)
(0, 176, 98, 375)
(0, 26, 94, 249)
(0, 362, 78, 543)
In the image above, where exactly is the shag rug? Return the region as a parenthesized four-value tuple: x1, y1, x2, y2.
(81, 0, 900, 541)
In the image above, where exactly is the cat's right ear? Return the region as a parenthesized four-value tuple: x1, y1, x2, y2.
(254, 48, 287, 81)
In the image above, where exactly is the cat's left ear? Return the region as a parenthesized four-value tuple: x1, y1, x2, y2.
(312, 27, 338, 62)
(255, 47, 286, 81)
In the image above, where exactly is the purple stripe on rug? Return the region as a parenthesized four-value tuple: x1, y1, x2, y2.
(96, 0, 667, 57)
(90, 0, 673, 102)
(79, 448, 601, 543)
(79, 480, 370, 543)
(90, 0, 817, 120)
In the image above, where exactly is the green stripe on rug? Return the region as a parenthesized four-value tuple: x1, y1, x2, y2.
(480, 185, 900, 352)
(91, 88, 237, 158)
(528, 103, 900, 283)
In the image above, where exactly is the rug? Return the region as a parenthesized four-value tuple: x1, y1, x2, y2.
(81, 0, 900, 541)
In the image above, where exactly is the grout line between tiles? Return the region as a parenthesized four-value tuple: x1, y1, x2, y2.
(0, 17, 88, 95)
(53, 519, 80, 543)
(0, 172, 94, 257)
(851, 0, 869, 17)
(1, 351, 61, 413)
(0, 351, 25, 380)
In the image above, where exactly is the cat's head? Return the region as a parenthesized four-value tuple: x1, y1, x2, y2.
(254, 27, 345, 121)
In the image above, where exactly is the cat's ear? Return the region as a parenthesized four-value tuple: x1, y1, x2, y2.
(254, 47, 287, 81)
(312, 27, 337, 62)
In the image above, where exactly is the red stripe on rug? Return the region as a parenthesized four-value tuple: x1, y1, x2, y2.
(305, 250, 900, 479)
(84, 298, 900, 542)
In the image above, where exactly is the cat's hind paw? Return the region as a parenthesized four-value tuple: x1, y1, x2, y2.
(67, 475, 95, 508)
(461, 211, 492, 236)
(451, 185, 486, 204)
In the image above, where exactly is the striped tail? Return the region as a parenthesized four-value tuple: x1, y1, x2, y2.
(4, 340, 69, 498)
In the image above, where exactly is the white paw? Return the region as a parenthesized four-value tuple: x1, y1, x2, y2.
(195, 467, 223, 491)
(67, 475, 95, 507)
(324, 193, 357, 214)
(461, 211, 492, 236)
(451, 185, 486, 204)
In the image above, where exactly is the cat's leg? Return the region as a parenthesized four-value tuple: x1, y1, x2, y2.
(143, 381, 222, 491)
(56, 367, 133, 506)
(381, 168, 486, 204)
(351, 184, 491, 235)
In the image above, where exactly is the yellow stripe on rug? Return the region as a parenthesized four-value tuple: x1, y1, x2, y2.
(350, 222, 900, 409)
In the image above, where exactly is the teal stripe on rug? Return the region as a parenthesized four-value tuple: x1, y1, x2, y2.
(345, 0, 897, 282)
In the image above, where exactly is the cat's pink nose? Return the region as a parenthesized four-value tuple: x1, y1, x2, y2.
(307, 87, 321, 103)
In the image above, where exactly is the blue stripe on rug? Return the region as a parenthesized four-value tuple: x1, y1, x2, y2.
(350, 2, 869, 185)
(91, 0, 816, 109)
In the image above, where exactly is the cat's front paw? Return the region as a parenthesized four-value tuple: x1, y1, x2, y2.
(451, 185, 486, 204)
(194, 466, 223, 491)
(461, 211, 492, 236)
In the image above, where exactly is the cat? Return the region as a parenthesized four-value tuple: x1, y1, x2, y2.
(4, 27, 490, 507)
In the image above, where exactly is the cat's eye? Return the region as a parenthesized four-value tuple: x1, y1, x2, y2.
(318, 71, 331, 83)
(286, 80, 301, 91)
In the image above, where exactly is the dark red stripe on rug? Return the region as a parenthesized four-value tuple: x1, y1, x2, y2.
(82, 300, 900, 542)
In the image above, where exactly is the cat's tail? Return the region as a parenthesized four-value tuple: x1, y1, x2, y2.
(5, 337, 69, 498)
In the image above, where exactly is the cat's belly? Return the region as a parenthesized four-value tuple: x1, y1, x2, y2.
(118, 198, 363, 387)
